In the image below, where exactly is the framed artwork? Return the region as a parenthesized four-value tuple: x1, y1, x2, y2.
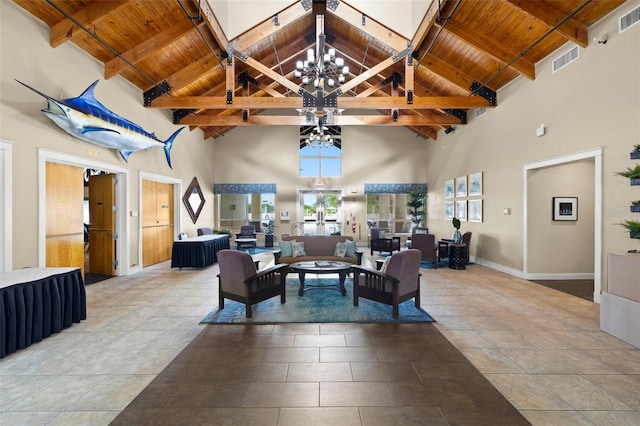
(445, 179, 455, 198)
(456, 176, 467, 197)
(553, 197, 577, 221)
(280, 210, 290, 221)
(455, 200, 467, 221)
(444, 201, 454, 220)
(468, 199, 483, 222)
(468, 172, 483, 196)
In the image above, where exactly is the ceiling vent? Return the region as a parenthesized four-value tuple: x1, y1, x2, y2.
(474, 107, 487, 119)
(619, 5, 640, 33)
(552, 46, 580, 73)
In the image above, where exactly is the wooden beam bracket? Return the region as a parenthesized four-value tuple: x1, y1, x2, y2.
(470, 81, 497, 106)
(445, 109, 467, 124)
(143, 81, 170, 106)
(173, 109, 195, 124)
(238, 71, 260, 89)
(380, 71, 403, 87)
(392, 44, 413, 62)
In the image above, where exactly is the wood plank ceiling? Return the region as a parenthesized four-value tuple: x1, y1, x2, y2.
(12, 0, 626, 141)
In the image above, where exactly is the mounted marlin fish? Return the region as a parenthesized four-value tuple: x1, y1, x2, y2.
(16, 79, 183, 168)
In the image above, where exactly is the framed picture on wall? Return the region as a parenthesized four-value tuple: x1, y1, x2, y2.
(468, 172, 483, 196)
(444, 201, 454, 220)
(553, 197, 577, 221)
(456, 176, 467, 197)
(455, 200, 467, 221)
(468, 199, 483, 222)
(445, 179, 455, 198)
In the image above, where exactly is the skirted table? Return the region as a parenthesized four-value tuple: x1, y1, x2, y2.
(171, 234, 230, 269)
(1, 267, 86, 359)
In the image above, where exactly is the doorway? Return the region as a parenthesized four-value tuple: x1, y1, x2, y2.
(85, 171, 116, 284)
(523, 148, 602, 302)
(38, 150, 130, 276)
(298, 189, 343, 235)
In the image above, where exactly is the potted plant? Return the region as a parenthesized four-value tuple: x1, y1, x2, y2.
(406, 185, 426, 228)
(631, 144, 640, 160)
(631, 200, 640, 213)
(451, 217, 462, 243)
(214, 228, 232, 237)
(620, 220, 640, 239)
(616, 164, 640, 186)
(264, 220, 274, 247)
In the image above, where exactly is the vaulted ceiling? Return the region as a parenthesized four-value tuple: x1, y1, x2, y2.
(12, 0, 626, 141)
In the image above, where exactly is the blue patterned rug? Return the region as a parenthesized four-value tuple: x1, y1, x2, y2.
(201, 278, 435, 324)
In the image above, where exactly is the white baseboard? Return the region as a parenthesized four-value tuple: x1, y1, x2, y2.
(473, 257, 525, 279)
(524, 272, 594, 280)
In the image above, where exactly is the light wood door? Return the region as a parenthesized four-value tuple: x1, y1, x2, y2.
(46, 162, 84, 274)
(142, 179, 174, 266)
(88, 173, 116, 275)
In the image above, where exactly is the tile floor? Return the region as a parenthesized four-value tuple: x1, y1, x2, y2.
(1, 250, 639, 425)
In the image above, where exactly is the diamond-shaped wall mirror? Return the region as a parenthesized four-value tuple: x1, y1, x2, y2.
(183, 177, 205, 224)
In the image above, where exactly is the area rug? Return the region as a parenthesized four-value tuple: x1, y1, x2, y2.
(233, 246, 276, 254)
(201, 278, 435, 324)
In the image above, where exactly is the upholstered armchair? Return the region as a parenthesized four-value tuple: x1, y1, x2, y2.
(352, 249, 422, 319)
(197, 227, 213, 236)
(235, 224, 256, 239)
(370, 227, 401, 255)
(410, 233, 438, 268)
(217, 249, 288, 318)
(405, 226, 429, 249)
(438, 232, 472, 264)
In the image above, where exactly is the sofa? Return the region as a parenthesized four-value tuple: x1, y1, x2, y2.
(274, 235, 363, 265)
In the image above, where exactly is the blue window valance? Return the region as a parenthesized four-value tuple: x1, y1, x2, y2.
(213, 183, 276, 194)
(364, 183, 427, 194)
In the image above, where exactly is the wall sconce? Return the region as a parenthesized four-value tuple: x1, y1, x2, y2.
(444, 126, 456, 134)
(503, 208, 511, 215)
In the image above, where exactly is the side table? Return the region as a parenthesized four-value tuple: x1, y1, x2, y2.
(448, 244, 467, 270)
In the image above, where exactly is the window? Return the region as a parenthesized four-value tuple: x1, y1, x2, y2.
(299, 126, 342, 177)
(218, 193, 274, 231)
(365, 184, 427, 234)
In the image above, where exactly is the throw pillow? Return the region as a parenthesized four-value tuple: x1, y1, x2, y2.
(379, 230, 386, 239)
(334, 242, 347, 257)
(279, 240, 295, 257)
(292, 241, 306, 257)
(345, 240, 358, 258)
(380, 256, 392, 273)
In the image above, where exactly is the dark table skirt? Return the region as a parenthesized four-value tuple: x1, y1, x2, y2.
(171, 235, 230, 268)
(1, 268, 86, 359)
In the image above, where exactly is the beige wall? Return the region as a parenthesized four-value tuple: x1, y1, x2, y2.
(211, 124, 429, 241)
(1, 2, 216, 270)
(422, 0, 640, 290)
(2, 0, 639, 294)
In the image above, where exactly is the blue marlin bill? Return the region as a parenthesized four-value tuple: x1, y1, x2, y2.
(16, 79, 183, 168)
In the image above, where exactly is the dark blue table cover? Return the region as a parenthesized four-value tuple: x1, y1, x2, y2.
(171, 235, 230, 268)
(1, 268, 86, 358)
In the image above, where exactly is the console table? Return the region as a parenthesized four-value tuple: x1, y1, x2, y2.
(171, 234, 230, 269)
(1, 267, 86, 358)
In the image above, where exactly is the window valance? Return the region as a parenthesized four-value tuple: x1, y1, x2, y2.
(213, 183, 276, 194)
(364, 183, 427, 194)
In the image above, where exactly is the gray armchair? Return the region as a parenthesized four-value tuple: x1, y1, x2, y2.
(217, 249, 288, 318)
(235, 224, 256, 239)
(197, 227, 213, 236)
(410, 233, 438, 268)
(352, 249, 422, 319)
(370, 227, 401, 255)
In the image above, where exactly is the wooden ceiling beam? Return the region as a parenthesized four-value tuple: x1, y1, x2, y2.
(410, 0, 448, 50)
(504, 0, 588, 48)
(232, 2, 309, 52)
(196, 0, 228, 48)
(150, 95, 489, 110)
(328, 1, 407, 52)
(236, 55, 303, 96)
(144, 54, 221, 93)
(180, 114, 462, 127)
(47, 0, 129, 48)
(419, 54, 495, 92)
(105, 20, 203, 79)
(438, 20, 536, 80)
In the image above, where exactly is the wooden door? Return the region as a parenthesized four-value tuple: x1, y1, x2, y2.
(142, 180, 174, 266)
(88, 173, 116, 275)
(46, 162, 84, 274)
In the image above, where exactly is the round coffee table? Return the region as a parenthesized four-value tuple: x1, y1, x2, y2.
(289, 261, 352, 296)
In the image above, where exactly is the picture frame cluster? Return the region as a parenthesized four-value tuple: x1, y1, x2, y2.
(445, 172, 483, 222)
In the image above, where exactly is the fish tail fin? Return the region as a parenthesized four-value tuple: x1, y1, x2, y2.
(163, 127, 184, 169)
(120, 150, 134, 163)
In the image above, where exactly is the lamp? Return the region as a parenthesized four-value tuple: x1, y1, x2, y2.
(294, 15, 349, 89)
(304, 124, 335, 148)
